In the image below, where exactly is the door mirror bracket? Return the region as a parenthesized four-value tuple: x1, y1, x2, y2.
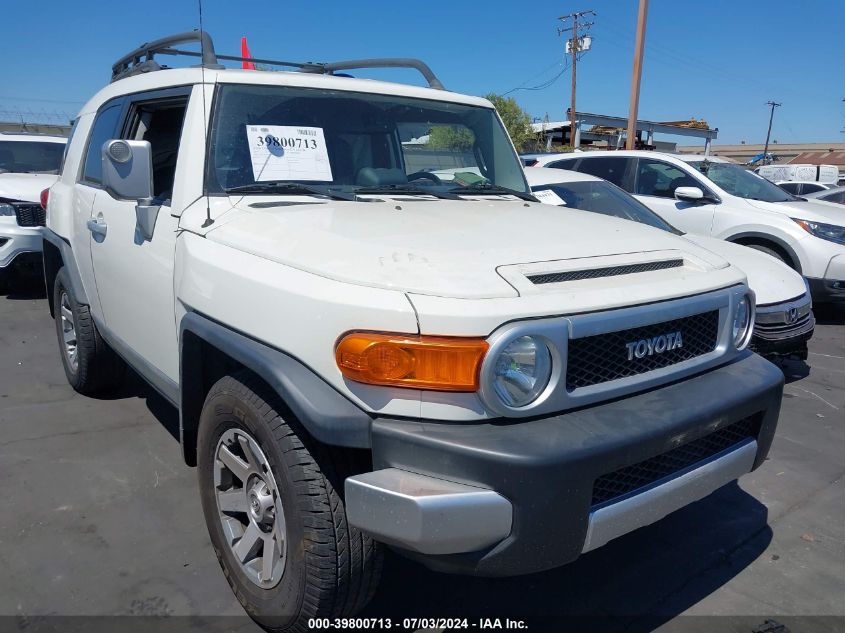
(135, 199, 161, 242)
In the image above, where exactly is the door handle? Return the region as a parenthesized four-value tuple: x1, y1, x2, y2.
(86, 217, 108, 237)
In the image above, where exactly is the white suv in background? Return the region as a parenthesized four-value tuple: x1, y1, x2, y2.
(534, 150, 845, 303)
(0, 132, 67, 289)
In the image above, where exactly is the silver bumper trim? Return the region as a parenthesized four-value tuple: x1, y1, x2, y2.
(345, 468, 513, 555)
(582, 439, 758, 553)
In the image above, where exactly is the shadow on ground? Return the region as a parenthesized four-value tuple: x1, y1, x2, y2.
(362, 484, 771, 631)
(0, 270, 46, 300)
(779, 358, 810, 383)
(813, 302, 845, 326)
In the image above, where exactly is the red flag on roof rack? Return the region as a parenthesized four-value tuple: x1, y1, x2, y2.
(241, 37, 255, 70)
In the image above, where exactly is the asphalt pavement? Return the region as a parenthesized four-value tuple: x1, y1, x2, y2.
(0, 275, 843, 633)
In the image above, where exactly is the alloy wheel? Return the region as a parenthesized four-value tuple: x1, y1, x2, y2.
(59, 292, 78, 372)
(214, 428, 287, 588)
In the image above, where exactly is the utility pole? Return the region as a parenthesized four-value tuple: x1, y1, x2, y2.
(763, 100, 781, 165)
(625, 0, 649, 149)
(558, 10, 595, 148)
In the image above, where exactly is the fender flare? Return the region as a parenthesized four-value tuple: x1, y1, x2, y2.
(179, 311, 372, 464)
(42, 229, 89, 314)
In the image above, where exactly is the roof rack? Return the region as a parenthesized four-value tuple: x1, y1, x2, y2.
(110, 30, 445, 90)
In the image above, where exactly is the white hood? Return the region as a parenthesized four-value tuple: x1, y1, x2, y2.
(683, 234, 807, 306)
(0, 173, 58, 203)
(746, 197, 845, 224)
(203, 197, 739, 299)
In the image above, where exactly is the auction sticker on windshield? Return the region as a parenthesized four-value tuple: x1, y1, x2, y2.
(246, 125, 333, 182)
(532, 188, 566, 206)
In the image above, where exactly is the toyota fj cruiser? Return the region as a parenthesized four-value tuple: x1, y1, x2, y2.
(43, 32, 784, 631)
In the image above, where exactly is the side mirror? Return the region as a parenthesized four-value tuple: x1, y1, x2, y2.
(101, 139, 160, 241)
(674, 186, 705, 202)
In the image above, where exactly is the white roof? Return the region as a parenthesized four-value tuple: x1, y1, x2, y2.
(535, 149, 729, 163)
(523, 166, 601, 187)
(530, 121, 570, 132)
(80, 67, 493, 116)
(0, 132, 66, 144)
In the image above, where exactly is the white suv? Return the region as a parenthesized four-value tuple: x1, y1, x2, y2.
(43, 32, 784, 630)
(0, 132, 66, 288)
(534, 150, 845, 303)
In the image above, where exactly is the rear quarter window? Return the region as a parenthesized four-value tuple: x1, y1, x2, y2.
(81, 101, 124, 185)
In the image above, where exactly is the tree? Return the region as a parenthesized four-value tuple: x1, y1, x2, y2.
(426, 125, 475, 151)
(484, 93, 533, 150)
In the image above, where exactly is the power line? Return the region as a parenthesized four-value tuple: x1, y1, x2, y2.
(501, 59, 567, 96)
(0, 95, 84, 105)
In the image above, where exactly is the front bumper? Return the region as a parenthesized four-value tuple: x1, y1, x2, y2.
(346, 351, 783, 576)
(0, 221, 42, 269)
(807, 277, 845, 303)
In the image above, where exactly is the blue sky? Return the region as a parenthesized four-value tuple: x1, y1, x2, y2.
(1, 0, 843, 145)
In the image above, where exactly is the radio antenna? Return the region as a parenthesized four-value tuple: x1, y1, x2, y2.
(198, 0, 214, 228)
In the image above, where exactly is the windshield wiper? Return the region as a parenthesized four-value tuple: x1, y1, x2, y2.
(225, 182, 356, 201)
(353, 184, 460, 200)
(448, 183, 538, 202)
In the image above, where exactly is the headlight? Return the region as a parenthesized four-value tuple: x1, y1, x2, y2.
(491, 335, 552, 407)
(792, 218, 845, 246)
(0, 203, 16, 217)
(733, 295, 752, 349)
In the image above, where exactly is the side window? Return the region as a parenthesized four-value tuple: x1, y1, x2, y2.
(81, 102, 123, 185)
(124, 96, 189, 201)
(548, 158, 578, 170)
(575, 157, 629, 188)
(635, 159, 699, 198)
(824, 191, 845, 205)
(778, 182, 800, 195)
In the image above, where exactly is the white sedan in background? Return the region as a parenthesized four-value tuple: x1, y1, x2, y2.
(525, 167, 815, 360)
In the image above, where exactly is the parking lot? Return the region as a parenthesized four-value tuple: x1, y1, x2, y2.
(1, 275, 843, 632)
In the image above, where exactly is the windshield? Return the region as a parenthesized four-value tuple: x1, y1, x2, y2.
(689, 160, 793, 202)
(0, 140, 65, 174)
(532, 180, 683, 234)
(207, 84, 529, 196)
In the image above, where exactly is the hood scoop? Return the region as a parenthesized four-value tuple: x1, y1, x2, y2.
(498, 249, 727, 297)
(527, 258, 684, 285)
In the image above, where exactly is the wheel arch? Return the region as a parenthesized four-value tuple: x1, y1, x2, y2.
(179, 311, 372, 466)
(726, 231, 803, 274)
(41, 229, 88, 316)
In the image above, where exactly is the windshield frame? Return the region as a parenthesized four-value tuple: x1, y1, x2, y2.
(688, 159, 796, 203)
(204, 83, 530, 199)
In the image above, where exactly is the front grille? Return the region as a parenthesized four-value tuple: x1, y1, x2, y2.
(528, 259, 683, 285)
(14, 203, 46, 227)
(753, 312, 814, 340)
(591, 416, 758, 507)
(566, 310, 719, 390)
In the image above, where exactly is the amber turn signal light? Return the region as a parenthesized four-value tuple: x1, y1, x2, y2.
(335, 332, 488, 391)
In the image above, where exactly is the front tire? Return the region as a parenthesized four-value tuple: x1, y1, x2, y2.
(746, 243, 788, 265)
(53, 268, 125, 394)
(197, 373, 382, 632)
